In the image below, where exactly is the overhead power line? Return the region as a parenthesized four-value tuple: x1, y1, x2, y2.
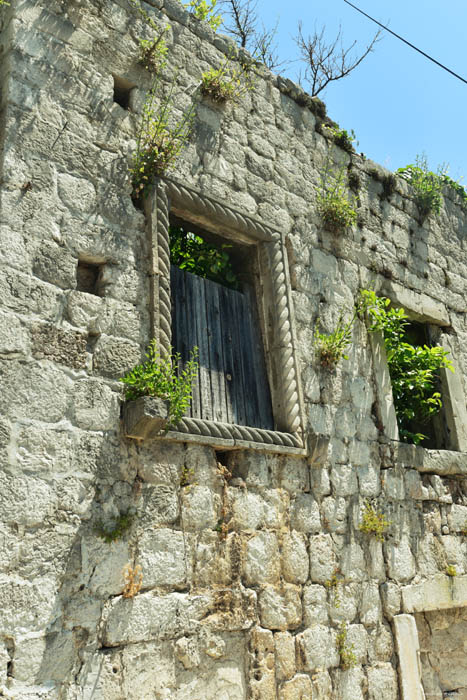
(343, 0, 467, 86)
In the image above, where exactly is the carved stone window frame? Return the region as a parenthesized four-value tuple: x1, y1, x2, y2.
(136, 177, 306, 455)
(370, 281, 467, 453)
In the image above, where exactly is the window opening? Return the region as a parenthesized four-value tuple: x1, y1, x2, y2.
(76, 260, 103, 296)
(169, 217, 274, 430)
(112, 75, 134, 110)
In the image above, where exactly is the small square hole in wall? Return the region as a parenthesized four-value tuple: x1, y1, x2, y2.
(112, 75, 135, 110)
(76, 260, 103, 295)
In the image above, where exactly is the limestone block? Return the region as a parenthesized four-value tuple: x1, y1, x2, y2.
(137, 442, 186, 485)
(356, 463, 381, 498)
(123, 396, 170, 439)
(382, 468, 405, 500)
(441, 534, 466, 572)
(208, 587, 257, 631)
(0, 360, 72, 423)
(348, 440, 371, 468)
(346, 624, 368, 664)
(249, 626, 276, 699)
(230, 489, 264, 531)
(340, 542, 366, 582)
(14, 423, 75, 477)
(229, 450, 273, 487)
(0, 310, 29, 356)
(181, 485, 218, 531)
(67, 290, 106, 331)
(310, 467, 331, 497)
(244, 532, 280, 585)
(296, 625, 339, 671)
(393, 614, 425, 700)
(81, 536, 130, 596)
(112, 641, 172, 700)
(330, 464, 358, 497)
(186, 444, 223, 490)
(281, 532, 309, 584)
(404, 470, 430, 499)
(0, 472, 55, 527)
(175, 636, 201, 669)
(0, 575, 57, 636)
(367, 540, 386, 581)
(290, 494, 321, 533)
(278, 674, 312, 700)
(448, 503, 467, 532)
(58, 172, 96, 212)
(31, 322, 87, 369)
(309, 534, 337, 584)
(103, 592, 212, 645)
(32, 240, 77, 289)
(137, 528, 192, 588)
(279, 456, 310, 494)
(20, 631, 75, 687)
(334, 667, 365, 700)
(194, 531, 240, 586)
(321, 496, 347, 534)
(275, 631, 296, 681)
(72, 378, 120, 430)
(368, 623, 394, 663)
(310, 669, 333, 700)
(262, 489, 288, 530)
(303, 584, 328, 626)
(93, 334, 141, 377)
(360, 581, 382, 627)
(401, 574, 467, 612)
(329, 583, 359, 624)
(259, 584, 302, 630)
(386, 536, 416, 583)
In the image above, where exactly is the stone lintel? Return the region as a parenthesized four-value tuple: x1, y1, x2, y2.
(402, 574, 467, 613)
(392, 443, 467, 476)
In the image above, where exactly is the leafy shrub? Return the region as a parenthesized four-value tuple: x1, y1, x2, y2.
(120, 340, 198, 427)
(358, 501, 390, 541)
(201, 56, 255, 104)
(396, 155, 444, 218)
(139, 30, 169, 72)
(130, 77, 195, 200)
(314, 313, 355, 370)
(359, 289, 453, 444)
(181, 0, 222, 30)
(169, 224, 239, 289)
(317, 161, 357, 232)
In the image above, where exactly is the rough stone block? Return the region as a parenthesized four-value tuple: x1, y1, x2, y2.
(0, 310, 29, 356)
(309, 534, 337, 584)
(31, 322, 87, 369)
(367, 663, 398, 700)
(181, 485, 218, 531)
(321, 496, 347, 534)
(103, 591, 212, 646)
(278, 674, 313, 700)
(259, 584, 302, 630)
(73, 378, 120, 430)
(303, 584, 328, 626)
(296, 625, 339, 671)
(281, 532, 309, 584)
(230, 489, 264, 531)
(244, 532, 280, 585)
(330, 464, 358, 497)
(122, 396, 170, 439)
(360, 581, 382, 627)
(93, 334, 141, 377)
(32, 240, 77, 289)
(0, 360, 72, 422)
(386, 537, 416, 583)
(290, 493, 321, 533)
(137, 528, 192, 588)
(275, 631, 296, 681)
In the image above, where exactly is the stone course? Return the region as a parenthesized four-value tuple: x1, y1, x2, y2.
(2, 0, 467, 697)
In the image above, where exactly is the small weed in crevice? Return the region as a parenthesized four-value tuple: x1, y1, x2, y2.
(96, 511, 134, 544)
(382, 173, 396, 199)
(336, 622, 357, 669)
(325, 568, 343, 609)
(314, 312, 355, 370)
(122, 563, 143, 598)
(317, 160, 357, 233)
(358, 501, 390, 542)
(180, 465, 196, 487)
(446, 564, 457, 577)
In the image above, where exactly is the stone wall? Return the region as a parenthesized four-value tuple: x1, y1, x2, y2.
(1, 0, 467, 698)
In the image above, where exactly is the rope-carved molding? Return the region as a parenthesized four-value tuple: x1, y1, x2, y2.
(148, 177, 305, 451)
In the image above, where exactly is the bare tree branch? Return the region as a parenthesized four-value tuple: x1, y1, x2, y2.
(218, 0, 286, 71)
(294, 22, 381, 97)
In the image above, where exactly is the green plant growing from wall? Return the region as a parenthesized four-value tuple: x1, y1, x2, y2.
(314, 311, 356, 370)
(325, 568, 344, 609)
(358, 289, 454, 445)
(120, 340, 199, 428)
(169, 224, 239, 289)
(336, 622, 357, 669)
(128, 0, 170, 72)
(446, 564, 457, 577)
(96, 511, 134, 544)
(322, 124, 357, 154)
(130, 76, 195, 200)
(200, 54, 255, 103)
(317, 160, 357, 232)
(181, 0, 222, 30)
(396, 155, 445, 219)
(358, 501, 390, 542)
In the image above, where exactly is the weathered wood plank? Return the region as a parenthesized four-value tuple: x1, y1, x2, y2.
(204, 277, 228, 422)
(190, 272, 213, 421)
(244, 285, 274, 429)
(229, 289, 248, 426)
(218, 284, 237, 424)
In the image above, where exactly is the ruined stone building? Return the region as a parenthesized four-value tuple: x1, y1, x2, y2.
(2, 0, 467, 698)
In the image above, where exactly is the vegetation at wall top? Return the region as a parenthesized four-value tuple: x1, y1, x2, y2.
(397, 154, 467, 217)
(359, 289, 453, 445)
(317, 160, 357, 233)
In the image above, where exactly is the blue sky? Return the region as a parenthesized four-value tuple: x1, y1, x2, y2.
(250, 0, 467, 180)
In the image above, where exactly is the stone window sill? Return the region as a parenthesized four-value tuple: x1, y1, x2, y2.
(389, 440, 467, 476)
(123, 397, 307, 456)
